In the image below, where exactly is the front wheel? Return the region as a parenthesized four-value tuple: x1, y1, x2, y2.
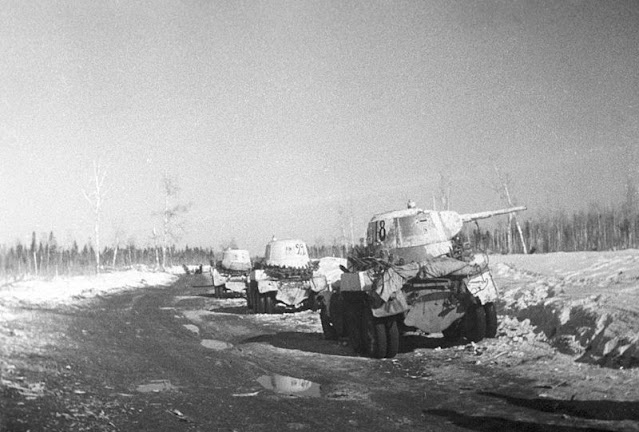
(442, 320, 463, 341)
(463, 304, 487, 343)
(484, 302, 498, 338)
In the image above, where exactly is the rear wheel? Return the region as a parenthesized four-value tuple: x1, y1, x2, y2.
(361, 309, 387, 359)
(343, 293, 364, 354)
(463, 304, 487, 343)
(484, 302, 498, 338)
(215, 285, 223, 298)
(328, 293, 345, 338)
(264, 294, 275, 314)
(252, 287, 259, 312)
(255, 292, 266, 314)
(320, 306, 338, 340)
(385, 317, 400, 358)
(246, 283, 254, 309)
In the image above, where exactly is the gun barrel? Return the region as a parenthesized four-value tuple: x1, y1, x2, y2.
(461, 206, 527, 223)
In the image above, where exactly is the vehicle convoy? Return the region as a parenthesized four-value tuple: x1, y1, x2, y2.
(317, 201, 526, 359)
(210, 249, 252, 298)
(247, 238, 329, 314)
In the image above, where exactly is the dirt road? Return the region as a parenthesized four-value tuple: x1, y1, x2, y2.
(2, 274, 639, 431)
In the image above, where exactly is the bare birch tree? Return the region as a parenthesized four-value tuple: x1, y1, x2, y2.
(158, 175, 190, 269)
(492, 164, 527, 254)
(437, 172, 452, 211)
(111, 226, 125, 268)
(83, 160, 107, 274)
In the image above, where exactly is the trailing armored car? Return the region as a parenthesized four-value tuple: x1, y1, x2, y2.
(247, 238, 329, 314)
(211, 248, 252, 298)
(317, 201, 526, 358)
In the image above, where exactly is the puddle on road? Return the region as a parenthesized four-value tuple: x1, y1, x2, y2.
(257, 374, 321, 397)
(183, 324, 200, 335)
(200, 339, 233, 350)
(136, 380, 178, 393)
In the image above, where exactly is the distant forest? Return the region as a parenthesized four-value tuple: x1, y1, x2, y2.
(1, 203, 638, 279)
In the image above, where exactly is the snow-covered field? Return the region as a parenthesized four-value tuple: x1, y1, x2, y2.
(491, 250, 639, 367)
(0, 266, 179, 308)
(2, 251, 639, 367)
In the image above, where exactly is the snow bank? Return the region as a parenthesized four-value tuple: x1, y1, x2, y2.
(315, 257, 347, 286)
(491, 251, 639, 368)
(0, 269, 178, 307)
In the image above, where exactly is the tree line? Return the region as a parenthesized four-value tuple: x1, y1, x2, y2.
(0, 231, 215, 280)
(463, 204, 639, 254)
(3, 202, 639, 279)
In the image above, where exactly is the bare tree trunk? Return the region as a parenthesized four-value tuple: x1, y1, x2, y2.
(493, 164, 528, 254)
(112, 246, 118, 268)
(158, 175, 190, 270)
(83, 160, 107, 274)
(507, 214, 513, 253)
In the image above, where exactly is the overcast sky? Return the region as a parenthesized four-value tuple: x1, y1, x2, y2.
(1, 0, 638, 255)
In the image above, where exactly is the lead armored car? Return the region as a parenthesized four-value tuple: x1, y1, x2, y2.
(317, 201, 525, 358)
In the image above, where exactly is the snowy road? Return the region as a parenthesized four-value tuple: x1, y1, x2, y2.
(3, 264, 639, 431)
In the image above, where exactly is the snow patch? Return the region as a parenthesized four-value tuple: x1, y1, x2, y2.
(0, 270, 177, 307)
(492, 252, 639, 368)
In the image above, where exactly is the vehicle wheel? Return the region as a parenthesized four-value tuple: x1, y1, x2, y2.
(463, 304, 487, 343)
(255, 292, 266, 314)
(264, 294, 275, 314)
(442, 319, 463, 341)
(308, 292, 319, 312)
(385, 317, 400, 358)
(215, 285, 223, 298)
(248, 283, 257, 310)
(484, 302, 498, 338)
(320, 306, 338, 340)
(361, 309, 387, 359)
(246, 284, 254, 309)
(329, 293, 346, 338)
(344, 294, 363, 354)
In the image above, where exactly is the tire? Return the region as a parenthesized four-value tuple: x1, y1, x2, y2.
(320, 306, 338, 340)
(329, 293, 346, 338)
(344, 294, 364, 354)
(251, 287, 258, 312)
(264, 294, 275, 314)
(442, 320, 463, 341)
(215, 285, 223, 298)
(246, 284, 254, 309)
(385, 317, 400, 358)
(247, 283, 257, 310)
(484, 302, 498, 338)
(361, 309, 387, 359)
(463, 304, 487, 343)
(308, 292, 319, 312)
(256, 292, 266, 314)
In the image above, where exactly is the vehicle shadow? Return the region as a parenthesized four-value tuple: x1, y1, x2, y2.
(239, 331, 358, 357)
(239, 331, 467, 357)
(400, 333, 468, 352)
(480, 391, 639, 421)
(423, 408, 612, 432)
